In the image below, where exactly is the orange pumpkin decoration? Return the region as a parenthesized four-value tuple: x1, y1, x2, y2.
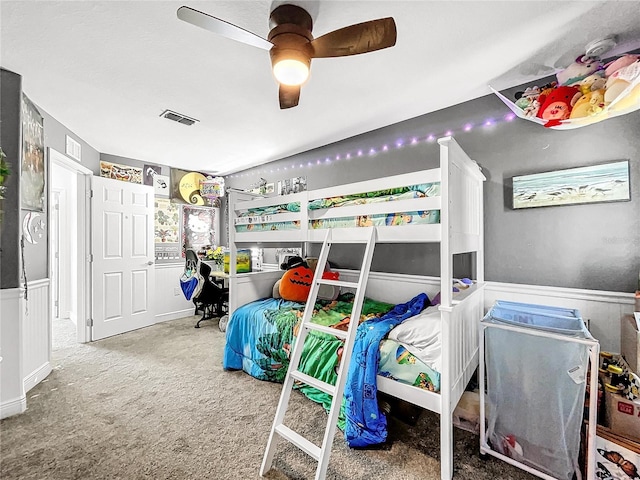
(279, 265, 314, 302)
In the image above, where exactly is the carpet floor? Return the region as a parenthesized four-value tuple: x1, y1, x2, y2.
(1, 315, 536, 480)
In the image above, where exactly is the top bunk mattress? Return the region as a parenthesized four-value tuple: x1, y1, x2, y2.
(233, 181, 442, 235)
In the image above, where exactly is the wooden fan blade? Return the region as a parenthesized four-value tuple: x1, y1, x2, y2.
(310, 17, 396, 58)
(279, 85, 300, 109)
(177, 6, 273, 51)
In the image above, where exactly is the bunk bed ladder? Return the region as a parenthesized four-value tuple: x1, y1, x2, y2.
(260, 227, 377, 480)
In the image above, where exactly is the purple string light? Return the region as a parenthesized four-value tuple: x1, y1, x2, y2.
(227, 111, 518, 178)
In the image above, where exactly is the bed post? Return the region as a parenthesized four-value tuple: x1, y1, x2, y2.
(438, 137, 454, 480)
(228, 189, 238, 315)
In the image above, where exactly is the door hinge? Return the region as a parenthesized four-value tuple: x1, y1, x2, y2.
(87, 254, 93, 263)
(54, 300, 59, 307)
(88, 189, 94, 198)
(86, 318, 93, 327)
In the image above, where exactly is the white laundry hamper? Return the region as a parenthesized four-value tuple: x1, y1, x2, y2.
(480, 301, 599, 480)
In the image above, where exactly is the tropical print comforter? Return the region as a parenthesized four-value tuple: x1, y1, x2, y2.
(308, 182, 440, 210)
(234, 210, 440, 233)
(222, 292, 437, 447)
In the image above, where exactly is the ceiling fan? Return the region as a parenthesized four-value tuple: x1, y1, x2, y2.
(177, 4, 397, 109)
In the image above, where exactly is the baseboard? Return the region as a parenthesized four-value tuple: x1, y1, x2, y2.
(155, 308, 195, 323)
(0, 395, 27, 420)
(23, 362, 52, 394)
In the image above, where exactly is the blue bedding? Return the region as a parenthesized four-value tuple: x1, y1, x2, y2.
(222, 293, 431, 447)
(222, 297, 302, 382)
(344, 293, 430, 447)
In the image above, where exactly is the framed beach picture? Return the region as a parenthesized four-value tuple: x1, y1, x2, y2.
(512, 160, 631, 209)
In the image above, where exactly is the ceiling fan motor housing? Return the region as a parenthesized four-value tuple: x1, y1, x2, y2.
(268, 5, 315, 79)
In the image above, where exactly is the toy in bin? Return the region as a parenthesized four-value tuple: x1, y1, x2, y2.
(501, 434, 524, 459)
(600, 351, 640, 400)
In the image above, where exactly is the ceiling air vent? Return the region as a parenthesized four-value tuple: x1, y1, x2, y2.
(160, 109, 199, 126)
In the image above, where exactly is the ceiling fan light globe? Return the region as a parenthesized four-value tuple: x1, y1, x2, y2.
(273, 59, 309, 86)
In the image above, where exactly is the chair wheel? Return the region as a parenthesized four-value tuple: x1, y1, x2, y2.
(219, 315, 229, 332)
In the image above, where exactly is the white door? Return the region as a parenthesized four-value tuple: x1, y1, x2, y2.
(91, 176, 155, 340)
(51, 190, 61, 319)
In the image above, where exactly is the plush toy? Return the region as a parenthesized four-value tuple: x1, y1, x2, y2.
(570, 88, 606, 119)
(576, 70, 606, 95)
(604, 54, 640, 78)
(536, 85, 582, 127)
(279, 265, 314, 302)
(273, 256, 340, 302)
(514, 86, 540, 108)
(604, 60, 640, 105)
(556, 55, 603, 86)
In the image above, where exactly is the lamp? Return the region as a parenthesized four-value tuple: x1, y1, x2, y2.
(273, 59, 309, 86)
(268, 22, 313, 87)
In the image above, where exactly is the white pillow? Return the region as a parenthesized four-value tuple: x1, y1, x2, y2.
(388, 306, 442, 371)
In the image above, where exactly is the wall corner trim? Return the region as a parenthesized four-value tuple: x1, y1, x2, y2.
(23, 362, 52, 394)
(0, 395, 27, 420)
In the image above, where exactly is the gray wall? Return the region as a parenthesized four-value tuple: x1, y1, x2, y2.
(226, 90, 640, 293)
(41, 108, 100, 172)
(0, 69, 22, 289)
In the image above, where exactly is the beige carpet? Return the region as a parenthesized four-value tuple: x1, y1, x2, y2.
(0, 315, 536, 480)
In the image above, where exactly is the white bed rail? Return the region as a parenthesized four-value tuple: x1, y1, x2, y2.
(229, 271, 284, 315)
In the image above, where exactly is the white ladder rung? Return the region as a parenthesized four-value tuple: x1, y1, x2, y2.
(304, 322, 348, 339)
(290, 370, 336, 396)
(275, 425, 321, 461)
(317, 278, 358, 289)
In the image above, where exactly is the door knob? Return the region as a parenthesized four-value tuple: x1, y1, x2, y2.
(147, 261, 154, 266)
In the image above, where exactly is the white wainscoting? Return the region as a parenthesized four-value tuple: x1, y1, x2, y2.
(0, 287, 26, 419)
(342, 270, 633, 353)
(154, 264, 197, 323)
(485, 282, 634, 353)
(22, 279, 52, 393)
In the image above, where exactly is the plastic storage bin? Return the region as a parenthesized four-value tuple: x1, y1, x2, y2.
(480, 301, 599, 480)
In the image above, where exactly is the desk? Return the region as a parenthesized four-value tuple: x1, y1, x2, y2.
(209, 270, 229, 288)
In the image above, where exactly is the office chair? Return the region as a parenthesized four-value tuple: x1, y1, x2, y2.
(184, 250, 229, 328)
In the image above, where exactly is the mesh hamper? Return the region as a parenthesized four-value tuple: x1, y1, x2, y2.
(484, 301, 594, 480)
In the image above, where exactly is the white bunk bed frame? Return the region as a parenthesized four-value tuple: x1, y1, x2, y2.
(227, 136, 486, 480)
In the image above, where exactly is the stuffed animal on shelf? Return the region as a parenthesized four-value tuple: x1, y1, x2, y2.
(536, 85, 582, 127)
(514, 86, 541, 116)
(604, 59, 640, 106)
(556, 55, 603, 87)
(576, 71, 606, 95)
(570, 88, 606, 119)
(603, 53, 639, 78)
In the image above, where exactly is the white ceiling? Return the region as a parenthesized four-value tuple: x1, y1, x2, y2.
(2, 1, 640, 175)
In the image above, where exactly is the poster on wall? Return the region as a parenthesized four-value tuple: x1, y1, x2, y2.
(100, 160, 143, 184)
(154, 198, 179, 243)
(144, 164, 161, 186)
(170, 168, 207, 205)
(278, 176, 306, 195)
(154, 174, 170, 197)
(21, 94, 45, 211)
(181, 205, 218, 257)
(154, 198, 180, 262)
